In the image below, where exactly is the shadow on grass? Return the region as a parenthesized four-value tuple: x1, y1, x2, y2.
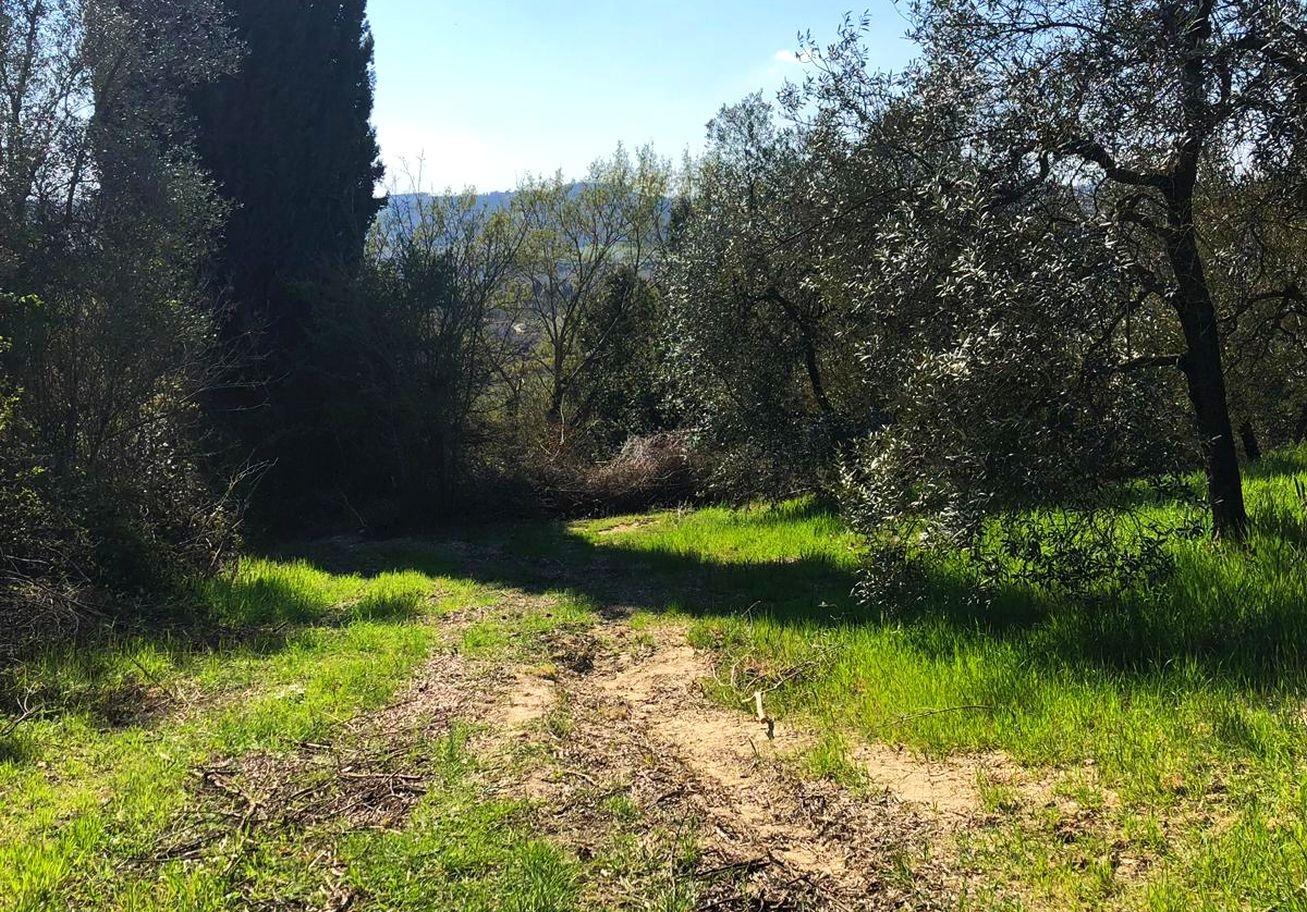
(8, 449, 1304, 747)
(1245, 447, 1307, 482)
(294, 525, 860, 623)
(289, 496, 1307, 693)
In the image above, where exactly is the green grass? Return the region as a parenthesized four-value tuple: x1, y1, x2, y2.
(0, 548, 659, 911)
(458, 592, 597, 659)
(340, 727, 581, 912)
(0, 560, 479, 911)
(4, 449, 1306, 910)
(574, 449, 1307, 911)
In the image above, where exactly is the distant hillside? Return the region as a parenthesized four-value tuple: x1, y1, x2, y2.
(385, 189, 520, 220)
(378, 184, 669, 240)
(384, 184, 596, 222)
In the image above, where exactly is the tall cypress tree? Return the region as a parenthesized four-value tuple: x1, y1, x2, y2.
(190, 0, 384, 527)
(191, 0, 384, 349)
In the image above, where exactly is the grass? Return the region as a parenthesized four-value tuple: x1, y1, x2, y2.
(2, 448, 1306, 910)
(340, 727, 581, 912)
(458, 593, 597, 659)
(0, 560, 475, 911)
(0, 546, 670, 911)
(574, 449, 1307, 911)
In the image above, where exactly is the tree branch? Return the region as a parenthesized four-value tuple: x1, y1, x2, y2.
(1111, 353, 1185, 373)
(1058, 138, 1170, 191)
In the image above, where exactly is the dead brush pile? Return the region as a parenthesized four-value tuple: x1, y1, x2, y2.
(536, 431, 702, 515)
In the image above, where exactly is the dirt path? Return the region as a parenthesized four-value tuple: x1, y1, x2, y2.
(459, 594, 1010, 909)
(163, 570, 1024, 909)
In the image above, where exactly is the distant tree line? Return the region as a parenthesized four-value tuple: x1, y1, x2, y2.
(3, 0, 1306, 648)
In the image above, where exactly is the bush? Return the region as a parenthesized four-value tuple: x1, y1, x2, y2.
(0, 0, 241, 656)
(576, 432, 700, 513)
(0, 289, 241, 658)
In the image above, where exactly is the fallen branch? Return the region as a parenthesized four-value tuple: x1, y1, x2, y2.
(561, 768, 602, 788)
(696, 854, 771, 880)
(1, 687, 44, 739)
(0, 708, 38, 739)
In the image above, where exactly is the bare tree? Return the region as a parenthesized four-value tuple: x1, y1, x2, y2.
(340, 185, 531, 511)
(512, 146, 668, 441)
(0, 0, 89, 252)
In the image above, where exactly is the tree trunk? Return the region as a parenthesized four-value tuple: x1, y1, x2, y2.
(1295, 403, 1307, 443)
(802, 340, 834, 417)
(1165, 217, 1248, 540)
(765, 288, 834, 416)
(547, 387, 565, 429)
(1239, 422, 1262, 464)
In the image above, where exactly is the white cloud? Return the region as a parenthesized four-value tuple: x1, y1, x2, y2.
(772, 48, 812, 64)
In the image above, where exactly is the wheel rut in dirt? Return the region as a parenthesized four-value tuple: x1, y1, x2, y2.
(476, 605, 995, 909)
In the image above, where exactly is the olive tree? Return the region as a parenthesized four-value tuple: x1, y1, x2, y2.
(665, 95, 872, 496)
(893, 0, 1307, 539)
(1201, 175, 1307, 453)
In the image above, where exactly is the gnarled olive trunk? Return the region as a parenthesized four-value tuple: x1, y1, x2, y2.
(1164, 205, 1248, 540)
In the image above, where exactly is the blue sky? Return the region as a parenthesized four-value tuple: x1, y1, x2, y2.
(368, 1, 915, 193)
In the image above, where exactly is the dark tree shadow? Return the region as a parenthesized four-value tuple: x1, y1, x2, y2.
(0, 565, 432, 742)
(13, 458, 1304, 749)
(286, 507, 1307, 695)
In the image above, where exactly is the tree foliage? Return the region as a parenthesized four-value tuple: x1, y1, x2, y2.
(665, 96, 872, 498)
(190, 0, 384, 346)
(890, 0, 1307, 539)
(0, 0, 240, 640)
(510, 147, 670, 448)
(296, 191, 529, 526)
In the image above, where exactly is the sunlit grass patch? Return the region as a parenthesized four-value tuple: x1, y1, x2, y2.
(202, 558, 439, 627)
(342, 728, 580, 912)
(0, 556, 471, 911)
(797, 728, 869, 788)
(601, 448, 1307, 910)
(578, 498, 858, 567)
(458, 592, 598, 660)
